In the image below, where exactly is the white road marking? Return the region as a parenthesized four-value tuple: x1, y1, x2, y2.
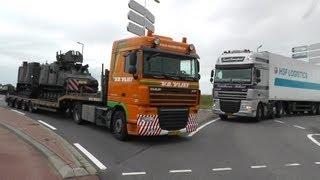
(10, 109, 25, 115)
(307, 134, 320, 147)
(251, 165, 267, 169)
(122, 172, 146, 176)
(212, 167, 232, 171)
(274, 120, 284, 124)
(285, 163, 301, 167)
(73, 143, 107, 170)
(315, 162, 320, 165)
(169, 169, 192, 173)
(38, 120, 57, 130)
(188, 118, 220, 137)
(293, 125, 306, 130)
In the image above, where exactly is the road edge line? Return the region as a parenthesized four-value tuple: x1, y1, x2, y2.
(188, 118, 220, 137)
(307, 134, 320, 147)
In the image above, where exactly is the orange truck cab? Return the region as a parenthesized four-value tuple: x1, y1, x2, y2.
(103, 31, 200, 140)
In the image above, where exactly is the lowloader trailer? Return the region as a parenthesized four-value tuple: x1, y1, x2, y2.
(210, 49, 320, 121)
(7, 31, 201, 140)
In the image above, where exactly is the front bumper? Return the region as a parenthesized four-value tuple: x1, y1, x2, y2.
(136, 113, 198, 136)
(212, 99, 256, 117)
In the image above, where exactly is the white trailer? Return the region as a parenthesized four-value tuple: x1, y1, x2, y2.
(210, 50, 320, 121)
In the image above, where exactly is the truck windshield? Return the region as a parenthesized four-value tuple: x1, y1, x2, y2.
(215, 68, 252, 84)
(143, 51, 198, 81)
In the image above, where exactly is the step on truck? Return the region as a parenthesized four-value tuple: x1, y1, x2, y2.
(210, 49, 320, 121)
(6, 31, 201, 140)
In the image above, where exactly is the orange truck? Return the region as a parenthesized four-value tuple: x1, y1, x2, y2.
(6, 31, 201, 140)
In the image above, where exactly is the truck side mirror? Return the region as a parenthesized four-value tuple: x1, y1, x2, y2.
(129, 66, 137, 74)
(197, 60, 200, 72)
(129, 52, 137, 66)
(256, 69, 261, 83)
(210, 69, 214, 83)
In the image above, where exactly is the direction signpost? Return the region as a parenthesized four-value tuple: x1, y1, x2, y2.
(127, 0, 158, 36)
(292, 43, 320, 64)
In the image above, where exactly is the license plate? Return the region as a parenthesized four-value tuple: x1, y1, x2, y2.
(78, 80, 87, 84)
(225, 113, 233, 116)
(168, 130, 181, 136)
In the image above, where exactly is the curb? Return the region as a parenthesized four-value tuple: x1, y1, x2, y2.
(0, 121, 97, 179)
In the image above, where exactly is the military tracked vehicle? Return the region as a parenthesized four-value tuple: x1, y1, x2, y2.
(16, 50, 98, 99)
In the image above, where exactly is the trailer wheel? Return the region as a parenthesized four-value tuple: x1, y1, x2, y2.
(316, 104, 320, 115)
(254, 103, 263, 122)
(219, 114, 228, 120)
(268, 105, 276, 119)
(308, 104, 317, 115)
(14, 99, 21, 109)
(7, 98, 13, 107)
(21, 100, 28, 111)
(73, 103, 83, 125)
(275, 102, 284, 118)
(28, 101, 36, 113)
(113, 110, 128, 141)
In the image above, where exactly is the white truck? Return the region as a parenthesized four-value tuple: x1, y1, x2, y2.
(210, 50, 320, 121)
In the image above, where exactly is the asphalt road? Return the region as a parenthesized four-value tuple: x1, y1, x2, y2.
(1, 96, 320, 180)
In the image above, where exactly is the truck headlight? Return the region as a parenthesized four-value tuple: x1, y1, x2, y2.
(141, 116, 156, 122)
(245, 106, 252, 110)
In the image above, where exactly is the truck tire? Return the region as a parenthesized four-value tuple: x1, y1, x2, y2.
(308, 104, 317, 115)
(28, 101, 36, 113)
(268, 105, 276, 119)
(219, 114, 228, 120)
(14, 99, 21, 109)
(275, 102, 284, 118)
(7, 98, 13, 107)
(254, 103, 263, 122)
(21, 100, 28, 111)
(113, 110, 128, 141)
(316, 104, 320, 115)
(73, 103, 83, 125)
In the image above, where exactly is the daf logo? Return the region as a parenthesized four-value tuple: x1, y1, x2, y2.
(150, 87, 161, 92)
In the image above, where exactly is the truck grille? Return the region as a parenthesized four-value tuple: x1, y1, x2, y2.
(217, 91, 247, 100)
(149, 87, 198, 106)
(158, 107, 189, 130)
(220, 100, 240, 113)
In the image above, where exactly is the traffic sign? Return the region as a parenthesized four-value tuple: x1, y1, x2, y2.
(292, 45, 308, 53)
(292, 52, 308, 59)
(309, 43, 320, 51)
(127, 22, 145, 36)
(128, 10, 145, 27)
(128, 0, 155, 24)
(309, 50, 320, 58)
(309, 57, 320, 64)
(127, 10, 155, 32)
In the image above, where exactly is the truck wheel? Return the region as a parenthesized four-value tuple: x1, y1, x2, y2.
(268, 105, 276, 119)
(28, 101, 36, 113)
(254, 104, 263, 122)
(21, 100, 28, 111)
(316, 104, 320, 115)
(308, 104, 317, 115)
(14, 99, 21, 109)
(275, 102, 284, 118)
(219, 114, 228, 120)
(7, 98, 13, 107)
(113, 110, 128, 141)
(73, 103, 83, 125)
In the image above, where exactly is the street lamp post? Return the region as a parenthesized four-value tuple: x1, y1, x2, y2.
(257, 45, 262, 52)
(77, 42, 84, 56)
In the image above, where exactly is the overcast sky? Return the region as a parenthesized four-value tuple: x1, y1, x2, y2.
(1, 0, 320, 94)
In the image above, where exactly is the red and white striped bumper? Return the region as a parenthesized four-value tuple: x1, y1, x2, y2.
(137, 113, 198, 136)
